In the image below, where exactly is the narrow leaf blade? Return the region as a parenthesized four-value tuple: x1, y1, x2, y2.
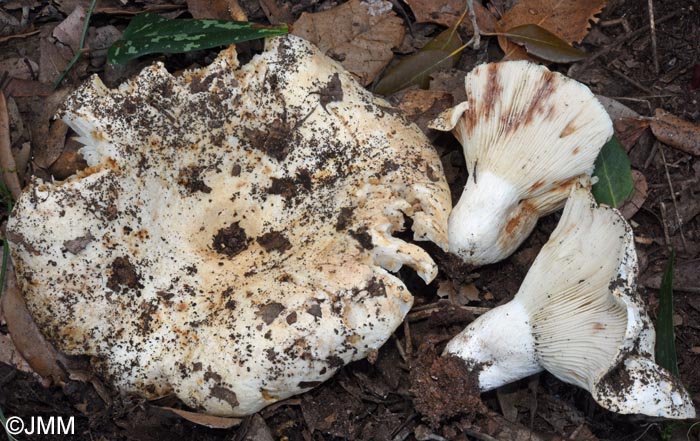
(655, 250, 680, 377)
(108, 14, 288, 65)
(502, 24, 587, 63)
(592, 136, 634, 207)
(373, 27, 463, 96)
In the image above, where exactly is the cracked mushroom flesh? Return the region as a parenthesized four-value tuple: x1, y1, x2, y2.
(430, 61, 613, 266)
(6, 35, 451, 416)
(445, 185, 696, 419)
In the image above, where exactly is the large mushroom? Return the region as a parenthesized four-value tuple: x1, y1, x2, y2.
(444, 184, 696, 419)
(430, 61, 613, 266)
(6, 35, 451, 416)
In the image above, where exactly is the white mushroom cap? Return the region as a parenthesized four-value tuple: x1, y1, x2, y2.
(6, 35, 451, 416)
(429, 61, 613, 266)
(445, 184, 696, 419)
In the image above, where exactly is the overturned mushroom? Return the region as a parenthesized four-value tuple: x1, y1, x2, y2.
(430, 61, 613, 266)
(6, 35, 451, 416)
(445, 185, 696, 419)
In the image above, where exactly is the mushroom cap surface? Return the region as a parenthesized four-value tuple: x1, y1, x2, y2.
(7, 35, 451, 416)
(446, 185, 696, 419)
(430, 61, 613, 266)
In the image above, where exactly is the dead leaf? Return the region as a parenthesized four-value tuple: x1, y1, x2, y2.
(35, 119, 69, 170)
(643, 261, 700, 292)
(499, 24, 587, 63)
(0, 91, 22, 199)
(0, 333, 35, 374)
(291, 0, 405, 86)
(620, 170, 647, 219)
(3, 78, 54, 98)
(0, 57, 39, 80)
(374, 27, 463, 96)
(1, 257, 66, 381)
(48, 137, 89, 179)
(259, 0, 294, 24)
(650, 109, 700, 156)
(497, 0, 606, 60)
(614, 117, 650, 152)
(53, 5, 86, 52)
(404, 0, 496, 32)
(429, 68, 468, 103)
(37, 6, 89, 84)
(186, 0, 247, 21)
(158, 407, 242, 428)
(395, 89, 453, 135)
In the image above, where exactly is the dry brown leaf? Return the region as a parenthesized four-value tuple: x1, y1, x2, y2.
(0, 92, 22, 199)
(615, 117, 650, 152)
(497, 0, 606, 60)
(0, 333, 34, 374)
(291, 0, 405, 86)
(39, 7, 89, 84)
(259, 0, 294, 24)
(1, 258, 66, 381)
(404, 0, 496, 32)
(620, 170, 647, 220)
(0, 57, 39, 80)
(650, 109, 700, 156)
(186, 0, 247, 21)
(395, 89, 453, 136)
(3, 78, 54, 98)
(158, 406, 242, 428)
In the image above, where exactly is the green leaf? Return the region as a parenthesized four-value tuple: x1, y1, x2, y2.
(373, 27, 464, 96)
(592, 136, 634, 207)
(108, 13, 288, 65)
(500, 24, 587, 63)
(655, 249, 680, 377)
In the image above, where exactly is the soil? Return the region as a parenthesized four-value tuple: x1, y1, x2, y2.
(1, 0, 699, 440)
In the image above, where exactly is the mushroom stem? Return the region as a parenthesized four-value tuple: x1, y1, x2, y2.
(445, 185, 697, 419)
(445, 298, 540, 391)
(430, 61, 613, 266)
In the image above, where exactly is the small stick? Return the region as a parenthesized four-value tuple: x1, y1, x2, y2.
(647, 0, 660, 75)
(609, 68, 653, 94)
(465, 0, 480, 49)
(643, 141, 658, 170)
(0, 29, 40, 44)
(403, 319, 413, 356)
(658, 144, 688, 251)
(659, 202, 672, 252)
(0, 92, 21, 200)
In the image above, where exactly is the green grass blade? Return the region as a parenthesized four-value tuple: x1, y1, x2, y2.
(655, 249, 680, 377)
(108, 14, 288, 65)
(0, 407, 20, 441)
(591, 136, 634, 207)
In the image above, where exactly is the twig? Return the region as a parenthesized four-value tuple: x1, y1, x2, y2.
(647, 0, 659, 75)
(53, 0, 98, 90)
(659, 202, 672, 252)
(0, 29, 40, 44)
(0, 92, 21, 200)
(407, 304, 490, 322)
(464, 0, 480, 49)
(643, 141, 658, 170)
(403, 319, 412, 356)
(608, 68, 653, 94)
(658, 144, 688, 251)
